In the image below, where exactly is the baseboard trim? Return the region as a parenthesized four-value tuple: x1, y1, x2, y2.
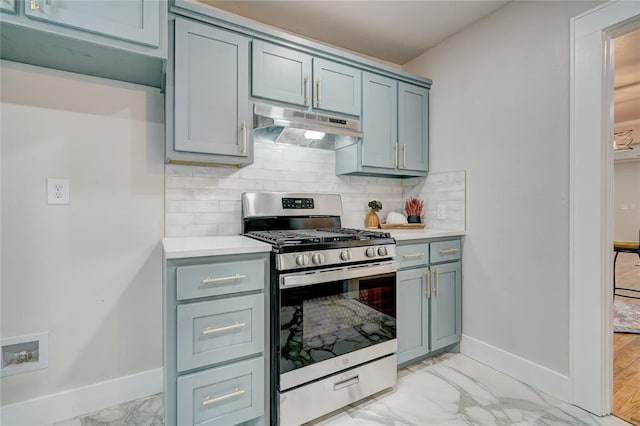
(461, 335, 569, 401)
(0, 368, 163, 426)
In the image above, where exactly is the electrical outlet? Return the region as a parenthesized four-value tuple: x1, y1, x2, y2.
(47, 178, 70, 205)
(1, 332, 48, 377)
(437, 204, 446, 220)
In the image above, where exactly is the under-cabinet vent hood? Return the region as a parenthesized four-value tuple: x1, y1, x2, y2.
(253, 103, 362, 150)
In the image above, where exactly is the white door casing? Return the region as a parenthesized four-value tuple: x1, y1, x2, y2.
(569, 0, 640, 415)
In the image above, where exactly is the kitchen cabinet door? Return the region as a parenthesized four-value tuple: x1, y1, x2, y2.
(430, 261, 461, 351)
(397, 267, 430, 364)
(398, 82, 429, 172)
(252, 40, 311, 107)
(174, 19, 251, 158)
(361, 72, 397, 169)
(23, 0, 159, 47)
(313, 58, 361, 116)
(0, 0, 15, 13)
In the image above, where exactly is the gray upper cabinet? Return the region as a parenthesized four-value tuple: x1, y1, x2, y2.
(173, 18, 252, 162)
(0, 0, 16, 13)
(313, 58, 361, 116)
(252, 40, 311, 107)
(337, 74, 429, 177)
(399, 82, 429, 172)
(0, 0, 165, 87)
(23, 0, 159, 47)
(361, 73, 397, 169)
(251, 41, 361, 117)
(430, 261, 461, 351)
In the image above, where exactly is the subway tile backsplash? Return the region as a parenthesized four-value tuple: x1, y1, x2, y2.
(165, 142, 465, 237)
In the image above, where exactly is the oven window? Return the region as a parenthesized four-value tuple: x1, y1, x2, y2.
(279, 273, 396, 375)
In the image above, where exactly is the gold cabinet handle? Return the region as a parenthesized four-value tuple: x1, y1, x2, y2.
(316, 80, 321, 107)
(202, 321, 245, 336)
(202, 274, 246, 284)
(439, 248, 459, 255)
(202, 387, 245, 406)
(426, 270, 431, 299)
(304, 76, 309, 106)
(30, 0, 39, 10)
(403, 144, 407, 168)
(402, 252, 425, 260)
(435, 267, 439, 296)
(393, 142, 398, 167)
(240, 121, 247, 154)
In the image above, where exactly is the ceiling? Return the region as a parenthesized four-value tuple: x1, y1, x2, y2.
(202, 0, 509, 65)
(615, 28, 640, 127)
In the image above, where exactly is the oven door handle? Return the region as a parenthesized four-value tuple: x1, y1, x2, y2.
(280, 261, 398, 288)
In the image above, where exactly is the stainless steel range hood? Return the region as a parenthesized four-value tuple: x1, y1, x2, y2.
(253, 103, 362, 150)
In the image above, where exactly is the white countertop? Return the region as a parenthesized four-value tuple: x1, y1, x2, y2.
(385, 229, 465, 242)
(163, 236, 272, 259)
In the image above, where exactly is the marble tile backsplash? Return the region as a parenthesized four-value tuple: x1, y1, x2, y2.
(402, 170, 466, 230)
(165, 143, 466, 237)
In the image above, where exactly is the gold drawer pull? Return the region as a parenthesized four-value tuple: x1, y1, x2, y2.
(202, 322, 245, 335)
(202, 387, 245, 406)
(202, 274, 246, 284)
(435, 267, 439, 296)
(439, 248, 459, 255)
(402, 253, 425, 260)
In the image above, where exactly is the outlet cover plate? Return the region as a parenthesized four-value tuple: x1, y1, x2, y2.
(47, 178, 70, 205)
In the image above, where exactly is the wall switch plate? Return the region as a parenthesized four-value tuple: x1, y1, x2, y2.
(437, 204, 446, 219)
(47, 178, 70, 205)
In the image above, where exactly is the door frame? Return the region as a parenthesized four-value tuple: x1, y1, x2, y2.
(569, 1, 640, 415)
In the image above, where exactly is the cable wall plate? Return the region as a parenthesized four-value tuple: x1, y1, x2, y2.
(1, 332, 49, 377)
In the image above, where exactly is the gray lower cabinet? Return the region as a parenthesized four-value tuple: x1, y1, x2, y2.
(336, 73, 429, 177)
(396, 238, 462, 365)
(164, 251, 269, 426)
(169, 18, 253, 166)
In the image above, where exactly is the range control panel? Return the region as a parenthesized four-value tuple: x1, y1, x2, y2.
(282, 197, 314, 209)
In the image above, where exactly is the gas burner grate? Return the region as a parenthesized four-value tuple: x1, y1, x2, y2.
(245, 228, 392, 246)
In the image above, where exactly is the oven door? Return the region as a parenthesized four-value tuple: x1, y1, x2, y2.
(277, 260, 397, 391)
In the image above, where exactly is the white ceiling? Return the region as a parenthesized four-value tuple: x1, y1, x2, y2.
(614, 28, 640, 127)
(202, 0, 509, 65)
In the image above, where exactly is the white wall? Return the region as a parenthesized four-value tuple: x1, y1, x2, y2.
(0, 62, 164, 407)
(614, 161, 640, 241)
(404, 1, 600, 375)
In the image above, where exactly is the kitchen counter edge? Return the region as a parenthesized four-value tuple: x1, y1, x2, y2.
(386, 229, 465, 242)
(163, 236, 272, 259)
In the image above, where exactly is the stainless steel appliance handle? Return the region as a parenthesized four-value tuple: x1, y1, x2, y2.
(281, 261, 397, 289)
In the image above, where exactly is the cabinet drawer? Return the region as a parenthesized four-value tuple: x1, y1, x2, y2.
(177, 294, 264, 372)
(430, 240, 461, 264)
(396, 243, 429, 269)
(177, 356, 264, 426)
(176, 258, 266, 301)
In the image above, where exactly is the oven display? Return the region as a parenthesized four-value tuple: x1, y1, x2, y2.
(282, 198, 314, 209)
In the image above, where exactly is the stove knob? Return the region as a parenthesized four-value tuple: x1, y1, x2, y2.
(378, 246, 388, 257)
(295, 254, 309, 266)
(340, 250, 352, 261)
(365, 247, 376, 258)
(312, 253, 325, 265)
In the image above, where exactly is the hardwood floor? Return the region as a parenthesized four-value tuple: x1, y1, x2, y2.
(614, 252, 640, 425)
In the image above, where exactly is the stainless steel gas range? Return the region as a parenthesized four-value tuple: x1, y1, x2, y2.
(242, 192, 398, 426)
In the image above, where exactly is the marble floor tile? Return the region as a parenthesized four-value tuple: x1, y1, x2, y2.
(52, 355, 631, 426)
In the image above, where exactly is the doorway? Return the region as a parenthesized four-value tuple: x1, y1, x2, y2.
(611, 27, 640, 423)
(570, 1, 640, 417)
